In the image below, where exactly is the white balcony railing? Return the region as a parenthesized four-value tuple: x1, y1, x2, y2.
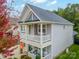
(27, 34, 51, 43)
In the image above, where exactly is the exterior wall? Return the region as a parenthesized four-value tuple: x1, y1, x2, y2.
(51, 24, 73, 57)
(47, 24, 51, 35)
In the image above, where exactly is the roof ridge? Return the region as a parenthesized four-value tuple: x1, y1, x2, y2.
(20, 3, 73, 25)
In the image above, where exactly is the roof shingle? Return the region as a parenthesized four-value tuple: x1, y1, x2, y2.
(19, 4, 73, 25)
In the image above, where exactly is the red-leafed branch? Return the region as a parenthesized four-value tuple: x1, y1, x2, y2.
(0, 0, 20, 58)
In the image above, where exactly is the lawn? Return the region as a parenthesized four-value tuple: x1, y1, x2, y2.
(56, 44, 79, 59)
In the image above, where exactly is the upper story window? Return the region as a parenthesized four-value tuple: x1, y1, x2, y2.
(43, 25, 47, 35)
(33, 14, 38, 20)
(21, 25, 25, 32)
(37, 24, 47, 35)
(28, 13, 32, 21)
(27, 13, 39, 21)
(63, 25, 66, 29)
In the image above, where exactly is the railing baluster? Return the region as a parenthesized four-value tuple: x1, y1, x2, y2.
(27, 34, 51, 43)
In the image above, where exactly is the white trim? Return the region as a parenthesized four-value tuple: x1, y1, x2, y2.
(20, 4, 73, 25)
(27, 5, 42, 21)
(37, 24, 47, 35)
(43, 24, 47, 35)
(46, 24, 47, 34)
(20, 5, 26, 19)
(24, 9, 31, 21)
(40, 24, 43, 45)
(21, 25, 26, 32)
(37, 24, 40, 35)
(20, 21, 73, 25)
(32, 13, 33, 20)
(26, 11, 32, 21)
(41, 48, 43, 59)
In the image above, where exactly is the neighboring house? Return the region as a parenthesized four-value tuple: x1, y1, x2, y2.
(19, 4, 74, 59)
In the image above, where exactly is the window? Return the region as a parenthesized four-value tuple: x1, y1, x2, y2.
(36, 24, 47, 35)
(33, 14, 38, 20)
(37, 24, 40, 35)
(27, 13, 39, 21)
(28, 14, 32, 21)
(43, 25, 47, 35)
(21, 25, 25, 32)
(63, 25, 66, 29)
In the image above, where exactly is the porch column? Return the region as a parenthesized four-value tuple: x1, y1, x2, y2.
(32, 24, 34, 35)
(40, 24, 43, 45)
(40, 48, 43, 59)
(40, 24, 43, 59)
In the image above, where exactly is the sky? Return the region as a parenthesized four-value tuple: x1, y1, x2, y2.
(7, 0, 79, 16)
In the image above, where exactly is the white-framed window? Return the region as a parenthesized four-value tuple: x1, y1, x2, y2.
(37, 24, 40, 35)
(63, 25, 66, 29)
(32, 14, 38, 20)
(37, 24, 47, 35)
(43, 25, 47, 35)
(27, 13, 39, 21)
(21, 25, 25, 32)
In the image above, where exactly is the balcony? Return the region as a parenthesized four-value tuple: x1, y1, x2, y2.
(27, 34, 51, 43)
(20, 24, 51, 47)
(26, 34, 51, 48)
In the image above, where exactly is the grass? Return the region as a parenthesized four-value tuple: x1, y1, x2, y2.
(56, 44, 79, 59)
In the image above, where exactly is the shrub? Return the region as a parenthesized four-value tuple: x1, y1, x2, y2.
(74, 34, 79, 40)
(36, 55, 40, 59)
(13, 57, 18, 59)
(59, 54, 69, 59)
(21, 55, 31, 59)
(23, 56, 31, 59)
(56, 44, 79, 59)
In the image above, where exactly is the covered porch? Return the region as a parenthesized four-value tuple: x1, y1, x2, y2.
(20, 22, 52, 59)
(28, 45, 51, 59)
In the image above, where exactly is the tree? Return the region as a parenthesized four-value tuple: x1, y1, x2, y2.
(0, 0, 20, 58)
(53, 3, 79, 34)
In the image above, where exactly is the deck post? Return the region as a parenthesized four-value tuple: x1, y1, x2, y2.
(40, 24, 43, 59)
(40, 24, 43, 45)
(40, 48, 43, 59)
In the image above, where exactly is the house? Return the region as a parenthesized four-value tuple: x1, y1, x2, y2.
(19, 4, 74, 59)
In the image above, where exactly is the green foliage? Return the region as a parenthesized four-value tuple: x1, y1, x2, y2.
(69, 44, 79, 52)
(28, 45, 32, 51)
(53, 3, 79, 38)
(13, 57, 18, 59)
(74, 34, 79, 39)
(56, 44, 79, 59)
(36, 55, 40, 59)
(21, 55, 31, 59)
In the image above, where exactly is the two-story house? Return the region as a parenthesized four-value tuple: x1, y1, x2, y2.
(19, 4, 74, 59)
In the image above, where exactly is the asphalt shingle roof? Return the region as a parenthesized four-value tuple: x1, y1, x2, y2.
(27, 4, 73, 25)
(19, 4, 73, 25)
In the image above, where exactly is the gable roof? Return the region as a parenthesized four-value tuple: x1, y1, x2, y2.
(19, 4, 73, 25)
